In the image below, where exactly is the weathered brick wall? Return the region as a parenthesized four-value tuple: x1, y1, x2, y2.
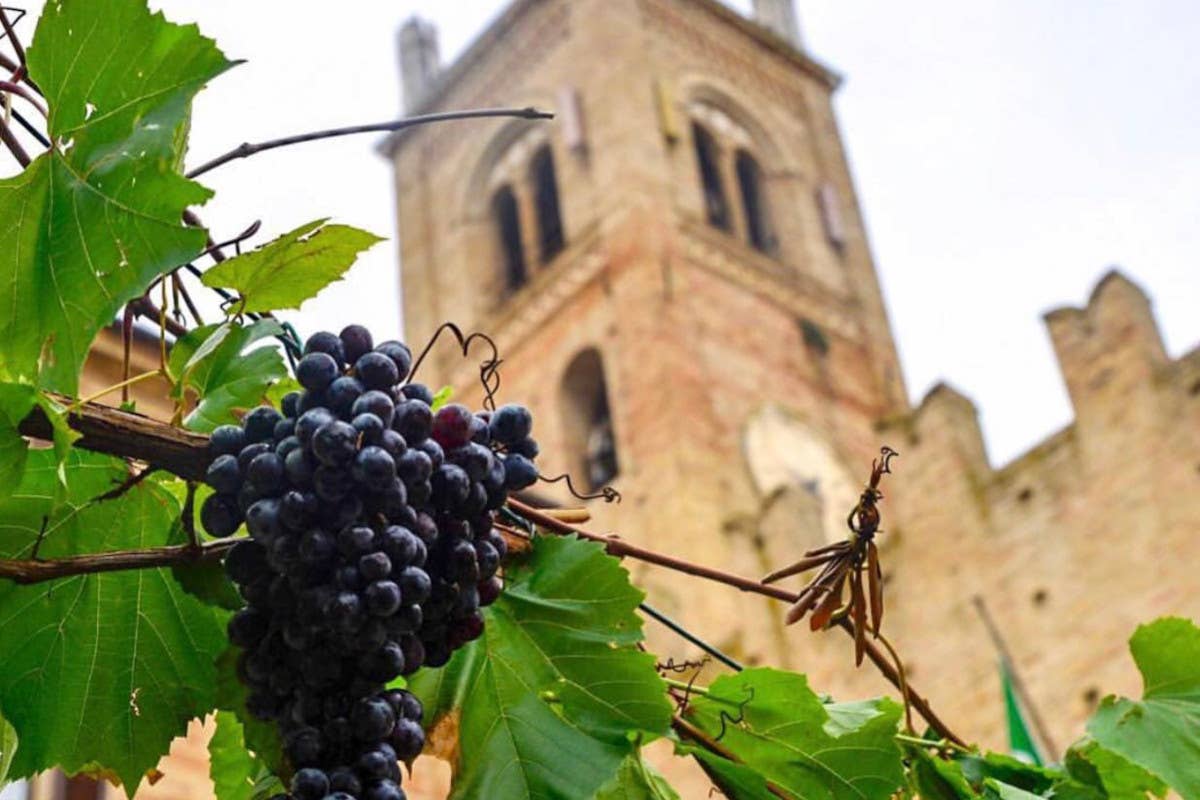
(402, 0, 1200, 797)
(87, 2, 1199, 799)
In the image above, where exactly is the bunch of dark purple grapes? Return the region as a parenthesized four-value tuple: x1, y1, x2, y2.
(201, 324, 540, 800)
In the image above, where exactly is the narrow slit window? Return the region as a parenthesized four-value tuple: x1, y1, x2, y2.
(735, 150, 776, 254)
(692, 122, 730, 231)
(530, 145, 565, 263)
(492, 185, 526, 292)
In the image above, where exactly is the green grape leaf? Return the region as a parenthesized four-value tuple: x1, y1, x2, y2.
(0, 451, 227, 789)
(0, 384, 37, 502)
(208, 711, 286, 800)
(0, 0, 232, 393)
(1064, 739, 1166, 800)
(0, 713, 16, 787)
(676, 744, 777, 800)
(906, 747, 978, 800)
(682, 669, 904, 800)
(594, 753, 681, 800)
(408, 535, 673, 800)
(1086, 617, 1200, 800)
(958, 752, 1057, 795)
(169, 320, 287, 432)
(214, 648, 288, 781)
(200, 219, 383, 314)
(983, 778, 1044, 800)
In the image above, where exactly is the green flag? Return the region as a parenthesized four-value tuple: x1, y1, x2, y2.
(1001, 659, 1043, 765)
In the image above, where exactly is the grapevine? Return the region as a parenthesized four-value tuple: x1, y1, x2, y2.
(0, 3, 1196, 800)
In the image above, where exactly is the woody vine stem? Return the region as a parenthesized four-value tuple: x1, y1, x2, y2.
(7, 394, 963, 746)
(0, 13, 965, 751)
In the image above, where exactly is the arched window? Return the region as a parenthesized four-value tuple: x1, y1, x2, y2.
(735, 150, 776, 254)
(692, 122, 730, 231)
(529, 145, 565, 263)
(561, 349, 619, 490)
(492, 185, 526, 292)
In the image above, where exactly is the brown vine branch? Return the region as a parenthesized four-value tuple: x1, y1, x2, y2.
(0, 78, 45, 116)
(18, 392, 209, 481)
(186, 107, 553, 179)
(0, 6, 26, 67)
(0, 539, 233, 585)
(9, 401, 966, 746)
(128, 296, 188, 338)
(507, 498, 968, 748)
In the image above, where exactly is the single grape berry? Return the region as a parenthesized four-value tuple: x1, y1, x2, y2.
(205, 454, 241, 494)
(312, 420, 358, 467)
(247, 451, 285, 494)
(340, 324, 374, 364)
(417, 438, 444, 468)
(393, 400, 432, 444)
(236, 442, 272, 474)
(304, 330, 346, 365)
(489, 403, 533, 445)
(289, 767, 328, 800)
(375, 340, 413, 381)
(355, 351, 400, 391)
(503, 453, 539, 490)
(351, 696, 396, 741)
(224, 540, 268, 585)
(210, 424, 245, 457)
(365, 580, 403, 617)
(510, 436, 540, 459)
(328, 769, 361, 797)
(245, 498, 283, 541)
(365, 780, 405, 800)
(359, 551, 392, 581)
(352, 412, 385, 445)
(200, 493, 241, 537)
(390, 717, 425, 760)
(400, 383, 435, 405)
(296, 351, 340, 392)
(337, 525, 375, 557)
(326, 375, 365, 417)
(352, 390, 396, 427)
(243, 406, 283, 444)
(353, 446, 396, 491)
(431, 404, 473, 449)
(397, 566, 432, 604)
(396, 449, 432, 486)
(295, 407, 335, 446)
(281, 391, 302, 418)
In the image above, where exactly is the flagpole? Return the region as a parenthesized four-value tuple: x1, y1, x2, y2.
(971, 595, 1061, 760)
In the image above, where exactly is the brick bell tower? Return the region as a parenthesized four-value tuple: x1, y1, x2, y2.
(382, 0, 908, 675)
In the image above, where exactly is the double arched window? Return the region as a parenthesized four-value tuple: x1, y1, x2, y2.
(489, 143, 566, 296)
(561, 348, 619, 490)
(689, 105, 778, 257)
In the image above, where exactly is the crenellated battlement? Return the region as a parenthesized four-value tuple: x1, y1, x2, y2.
(1044, 270, 1170, 425)
(889, 269, 1190, 483)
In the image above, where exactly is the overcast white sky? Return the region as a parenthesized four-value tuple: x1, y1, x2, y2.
(6, 1, 1199, 467)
